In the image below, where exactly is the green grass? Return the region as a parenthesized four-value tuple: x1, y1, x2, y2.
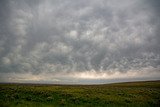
(0, 80, 160, 107)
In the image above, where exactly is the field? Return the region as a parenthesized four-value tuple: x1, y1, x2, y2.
(0, 80, 160, 107)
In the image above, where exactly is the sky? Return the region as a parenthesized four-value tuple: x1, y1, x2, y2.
(0, 0, 160, 84)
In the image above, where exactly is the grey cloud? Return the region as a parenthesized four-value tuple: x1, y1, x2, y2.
(0, 0, 160, 83)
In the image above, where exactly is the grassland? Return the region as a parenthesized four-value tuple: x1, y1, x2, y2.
(0, 80, 160, 107)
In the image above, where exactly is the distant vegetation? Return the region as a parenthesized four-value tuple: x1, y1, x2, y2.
(0, 80, 160, 107)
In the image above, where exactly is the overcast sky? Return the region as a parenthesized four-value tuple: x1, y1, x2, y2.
(0, 0, 160, 84)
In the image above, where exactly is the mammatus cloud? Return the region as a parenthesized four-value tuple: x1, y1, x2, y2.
(0, 0, 160, 84)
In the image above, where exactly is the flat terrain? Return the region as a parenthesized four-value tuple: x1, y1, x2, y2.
(0, 80, 160, 107)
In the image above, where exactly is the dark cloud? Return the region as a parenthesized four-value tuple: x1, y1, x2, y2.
(0, 0, 160, 83)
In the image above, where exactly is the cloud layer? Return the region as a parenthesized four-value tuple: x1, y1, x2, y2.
(0, 0, 160, 83)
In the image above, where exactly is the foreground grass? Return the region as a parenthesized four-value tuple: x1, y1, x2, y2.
(0, 80, 160, 107)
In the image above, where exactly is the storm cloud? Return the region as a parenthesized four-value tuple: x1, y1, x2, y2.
(0, 0, 160, 84)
